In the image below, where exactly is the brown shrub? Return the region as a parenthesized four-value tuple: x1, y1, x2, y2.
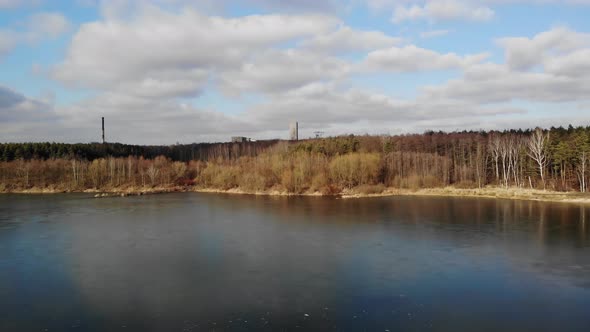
(329, 153, 382, 189)
(354, 183, 386, 195)
(239, 171, 268, 192)
(454, 180, 478, 189)
(310, 173, 328, 192)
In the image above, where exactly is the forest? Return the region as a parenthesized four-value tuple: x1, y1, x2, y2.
(1, 125, 589, 194)
(0, 140, 278, 162)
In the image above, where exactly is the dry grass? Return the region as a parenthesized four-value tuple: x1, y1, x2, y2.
(5, 183, 590, 205)
(343, 186, 590, 204)
(352, 184, 386, 195)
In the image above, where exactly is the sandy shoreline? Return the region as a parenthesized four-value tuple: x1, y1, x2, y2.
(196, 187, 590, 205)
(0, 186, 188, 197)
(2, 185, 590, 204)
(340, 187, 590, 204)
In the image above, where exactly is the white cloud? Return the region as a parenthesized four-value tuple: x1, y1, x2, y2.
(369, 0, 590, 11)
(220, 49, 350, 96)
(6, 4, 590, 143)
(415, 27, 590, 107)
(115, 69, 210, 99)
(300, 26, 401, 54)
(43, 6, 375, 142)
(392, 0, 494, 23)
(0, 85, 60, 141)
(423, 62, 590, 104)
(497, 27, 590, 70)
(239, 0, 343, 12)
(53, 92, 253, 144)
(96, 0, 346, 18)
(241, 82, 526, 136)
(53, 6, 340, 99)
(544, 49, 590, 77)
(361, 45, 488, 72)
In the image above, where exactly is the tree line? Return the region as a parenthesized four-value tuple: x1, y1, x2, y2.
(1, 125, 589, 193)
(0, 140, 279, 162)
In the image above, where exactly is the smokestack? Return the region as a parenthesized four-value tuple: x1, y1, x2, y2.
(102, 117, 105, 144)
(289, 121, 298, 141)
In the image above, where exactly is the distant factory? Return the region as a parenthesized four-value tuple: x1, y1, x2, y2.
(231, 136, 252, 143)
(100, 117, 303, 146)
(230, 121, 299, 143)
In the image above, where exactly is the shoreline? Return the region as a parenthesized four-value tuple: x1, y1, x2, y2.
(195, 187, 590, 205)
(0, 186, 190, 197)
(2, 186, 590, 204)
(340, 187, 590, 205)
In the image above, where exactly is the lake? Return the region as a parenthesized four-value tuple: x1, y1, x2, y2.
(1, 193, 589, 331)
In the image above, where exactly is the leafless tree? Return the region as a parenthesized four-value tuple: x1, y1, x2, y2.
(16, 159, 30, 188)
(499, 136, 510, 188)
(108, 157, 116, 186)
(475, 141, 487, 188)
(488, 134, 501, 183)
(172, 161, 187, 181)
(71, 159, 80, 187)
(127, 157, 135, 182)
(508, 135, 525, 187)
(146, 164, 159, 187)
(577, 151, 588, 193)
(527, 128, 550, 189)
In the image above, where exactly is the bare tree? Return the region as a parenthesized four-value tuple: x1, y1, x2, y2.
(108, 157, 116, 186)
(499, 136, 509, 188)
(508, 135, 525, 187)
(488, 134, 501, 183)
(475, 141, 487, 188)
(146, 164, 159, 187)
(527, 128, 550, 190)
(16, 159, 30, 188)
(71, 159, 80, 188)
(88, 159, 101, 188)
(127, 156, 135, 182)
(172, 161, 187, 181)
(577, 151, 588, 193)
(506, 135, 516, 187)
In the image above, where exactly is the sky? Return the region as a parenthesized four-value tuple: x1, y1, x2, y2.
(1, 0, 590, 144)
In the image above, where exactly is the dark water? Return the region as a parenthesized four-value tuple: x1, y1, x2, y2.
(1, 193, 589, 332)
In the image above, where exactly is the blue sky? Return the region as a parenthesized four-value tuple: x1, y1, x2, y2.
(1, 0, 590, 144)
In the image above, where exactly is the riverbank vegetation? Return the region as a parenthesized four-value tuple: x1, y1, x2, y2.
(1, 126, 590, 197)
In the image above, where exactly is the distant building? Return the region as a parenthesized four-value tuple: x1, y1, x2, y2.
(231, 136, 251, 143)
(289, 122, 298, 141)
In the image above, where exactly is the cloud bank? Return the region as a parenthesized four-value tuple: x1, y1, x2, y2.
(2, 1, 590, 143)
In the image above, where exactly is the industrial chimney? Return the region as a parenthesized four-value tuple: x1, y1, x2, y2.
(289, 121, 298, 141)
(102, 117, 105, 144)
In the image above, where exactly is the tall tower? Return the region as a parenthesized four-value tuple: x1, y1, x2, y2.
(289, 122, 298, 141)
(101, 117, 105, 144)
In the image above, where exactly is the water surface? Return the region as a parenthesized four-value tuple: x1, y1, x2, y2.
(1, 193, 589, 331)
